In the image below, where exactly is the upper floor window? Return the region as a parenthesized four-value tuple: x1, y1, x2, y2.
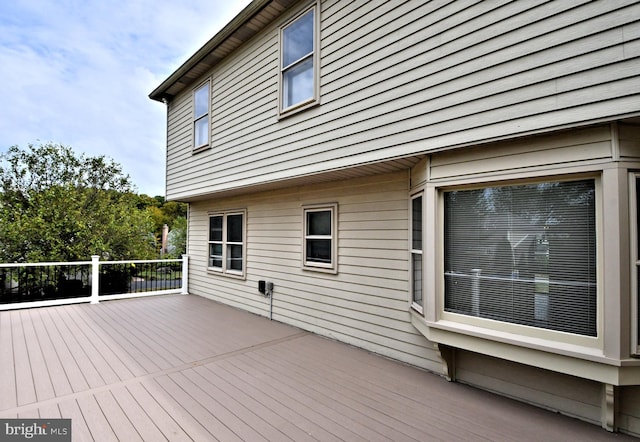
(303, 203, 337, 273)
(208, 210, 246, 277)
(280, 7, 317, 114)
(443, 178, 597, 337)
(193, 80, 210, 150)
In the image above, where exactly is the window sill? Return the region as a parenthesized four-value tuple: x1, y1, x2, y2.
(278, 99, 319, 120)
(409, 310, 640, 385)
(192, 144, 210, 155)
(302, 264, 337, 275)
(207, 268, 246, 280)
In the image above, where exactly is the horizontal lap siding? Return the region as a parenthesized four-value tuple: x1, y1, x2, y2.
(187, 171, 441, 372)
(429, 125, 613, 180)
(455, 350, 602, 426)
(166, 0, 640, 200)
(621, 386, 640, 436)
(620, 123, 640, 159)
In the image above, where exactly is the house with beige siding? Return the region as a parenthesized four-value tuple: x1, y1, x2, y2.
(150, 0, 640, 435)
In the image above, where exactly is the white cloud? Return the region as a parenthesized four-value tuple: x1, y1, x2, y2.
(0, 0, 251, 196)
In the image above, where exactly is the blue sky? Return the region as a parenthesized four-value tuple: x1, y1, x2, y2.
(0, 0, 251, 196)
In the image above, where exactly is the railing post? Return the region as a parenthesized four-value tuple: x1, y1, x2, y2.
(181, 254, 189, 295)
(91, 255, 100, 304)
(471, 268, 481, 317)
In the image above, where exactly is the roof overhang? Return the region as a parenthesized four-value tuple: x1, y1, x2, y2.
(149, 0, 298, 103)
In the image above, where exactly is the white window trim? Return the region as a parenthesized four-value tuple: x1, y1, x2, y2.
(302, 203, 337, 273)
(411, 192, 424, 314)
(428, 173, 603, 352)
(630, 172, 640, 356)
(193, 79, 211, 152)
(278, 3, 320, 117)
(207, 209, 246, 279)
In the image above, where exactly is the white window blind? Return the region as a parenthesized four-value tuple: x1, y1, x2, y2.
(444, 179, 596, 336)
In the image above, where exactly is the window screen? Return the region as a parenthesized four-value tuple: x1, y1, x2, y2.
(444, 179, 596, 336)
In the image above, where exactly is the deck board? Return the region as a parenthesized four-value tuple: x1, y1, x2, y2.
(108, 385, 170, 442)
(39, 308, 90, 393)
(57, 399, 93, 442)
(20, 309, 56, 402)
(46, 307, 105, 389)
(123, 382, 192, 442)
(28, 308, 74, 398)
(195, 363, 341, 441)
(0, 311, 17, 410)
(0, 294, 634, 441)
(53, 307, 120, 386)
(11, 310, 37, 406)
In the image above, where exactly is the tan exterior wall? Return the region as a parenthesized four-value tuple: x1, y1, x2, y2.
(455, 350, 603, 426)
(458, 352, 640, 437)
(408, 122, 640, 435)
(161, 0, 640, 433)
(186, 170, 442, 373)
(165, 0, 640, 201)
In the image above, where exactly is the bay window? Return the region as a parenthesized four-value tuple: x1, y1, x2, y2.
(443, 179, 597, 337)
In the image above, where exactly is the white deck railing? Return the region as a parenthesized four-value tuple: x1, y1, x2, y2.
(0, 255, 188, 311)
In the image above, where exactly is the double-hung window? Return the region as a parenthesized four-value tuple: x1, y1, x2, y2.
(303, 204, 337, 272)
(208, 210, 246, 276)
(193, 80, 210, 150)
(411, 193, 424, 311)
(280, 6, 317, 113)
(443, 178, 597, 337)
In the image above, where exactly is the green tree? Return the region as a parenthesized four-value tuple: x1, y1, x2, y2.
(0, 143, 156, 262)
(167, 215, 187, 257)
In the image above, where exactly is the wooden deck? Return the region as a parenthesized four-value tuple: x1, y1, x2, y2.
(0, 294, 633, 441)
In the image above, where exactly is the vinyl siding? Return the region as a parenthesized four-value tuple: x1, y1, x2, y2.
(186, 171, 441, 372)
(620, 386, 640, 435)
(429, 125, 613, 180)
(455, 350, 603, 426)
(166, 0, 640, 200)
(620, 122, 640, 159)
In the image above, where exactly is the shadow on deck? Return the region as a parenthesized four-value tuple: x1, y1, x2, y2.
(0, 294, 633, 441)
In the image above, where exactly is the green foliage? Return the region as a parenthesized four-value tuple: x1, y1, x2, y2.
(167, 215, 187, 258)
(135, 193, 187, 254)
(0, 143, 156, 262)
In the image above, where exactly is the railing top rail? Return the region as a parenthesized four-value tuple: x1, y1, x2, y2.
(0, 261, 93, 268)
(100, 259, 183, 265)
(0, 258, 184, 268)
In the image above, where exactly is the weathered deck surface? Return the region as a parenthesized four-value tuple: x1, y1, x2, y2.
(0, 294, 633, 441)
